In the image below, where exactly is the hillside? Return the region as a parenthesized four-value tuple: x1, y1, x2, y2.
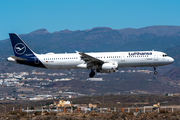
(0, 26, 180, 95)
(164, 45, 180, 66)
(1, 26, 180, 67)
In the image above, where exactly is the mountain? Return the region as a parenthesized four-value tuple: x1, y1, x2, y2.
(118, 25, 180, 36)
(163, 67, 180, 80)
(164, 45, 180, 66)
(1, 25, 180, 66)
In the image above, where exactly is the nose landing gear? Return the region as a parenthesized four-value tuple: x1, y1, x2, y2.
(89, 69, 95, 78)
(153, 67, 158, 75)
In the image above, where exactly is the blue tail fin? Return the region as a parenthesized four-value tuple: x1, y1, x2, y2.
(9, 33, 35, 57)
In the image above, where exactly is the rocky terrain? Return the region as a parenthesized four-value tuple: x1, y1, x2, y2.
(0, 95, 179, 119)
(1, 111, 180, 120)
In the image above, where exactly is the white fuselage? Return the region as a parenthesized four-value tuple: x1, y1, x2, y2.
(7, 33, 174, 77)
(36, 51, 174, 69)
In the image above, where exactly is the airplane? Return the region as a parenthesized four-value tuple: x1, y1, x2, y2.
(7, 33, 174, 78)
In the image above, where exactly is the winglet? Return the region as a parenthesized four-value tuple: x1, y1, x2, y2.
(75, 50, 79, 54)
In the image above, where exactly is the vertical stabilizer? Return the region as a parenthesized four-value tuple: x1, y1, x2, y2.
(9, 33, 35, 57)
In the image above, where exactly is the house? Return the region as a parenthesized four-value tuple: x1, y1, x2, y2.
(89, 103, 97, 108)
(56, 100, 71, 107)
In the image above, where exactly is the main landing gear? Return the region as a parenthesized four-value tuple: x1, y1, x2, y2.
(153, 66, 158, 75)
(89, 69, 95, 78)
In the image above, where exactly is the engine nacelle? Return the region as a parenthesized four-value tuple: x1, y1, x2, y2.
(97, 62, 118, 73)
(102, 62, 118, 70)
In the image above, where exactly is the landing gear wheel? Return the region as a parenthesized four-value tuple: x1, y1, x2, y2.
(89, 70, 95, 78)
(154, 71, 158, 75)
(153, 67, 158, 75)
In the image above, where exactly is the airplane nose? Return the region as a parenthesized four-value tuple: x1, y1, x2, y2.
(169, 57, 174, 63)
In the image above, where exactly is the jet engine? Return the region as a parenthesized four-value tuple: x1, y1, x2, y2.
(96, 62, 118, 73)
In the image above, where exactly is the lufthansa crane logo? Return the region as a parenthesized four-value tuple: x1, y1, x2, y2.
(14, 43, 26, 55)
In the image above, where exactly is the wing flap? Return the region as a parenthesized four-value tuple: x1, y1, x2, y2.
(79, 52, 104, 63)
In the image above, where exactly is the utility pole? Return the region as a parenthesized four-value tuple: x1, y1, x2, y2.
(71, 97, 73, 113)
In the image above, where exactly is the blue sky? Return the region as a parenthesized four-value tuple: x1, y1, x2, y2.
(0, 0, 180, 40)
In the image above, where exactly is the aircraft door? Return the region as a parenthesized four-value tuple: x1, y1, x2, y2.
(121, 54, 126, 67)
(122, 56, 125, 62)
(121, 54, 125, 62)
(154, 53, 158, 61)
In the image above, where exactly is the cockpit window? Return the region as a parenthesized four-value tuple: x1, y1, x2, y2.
(163, 54, 167, 57)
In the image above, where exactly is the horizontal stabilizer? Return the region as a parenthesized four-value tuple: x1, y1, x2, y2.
(10, 56, 27, 61)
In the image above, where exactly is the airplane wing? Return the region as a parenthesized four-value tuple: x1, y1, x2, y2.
(76, 51, 104, 64)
